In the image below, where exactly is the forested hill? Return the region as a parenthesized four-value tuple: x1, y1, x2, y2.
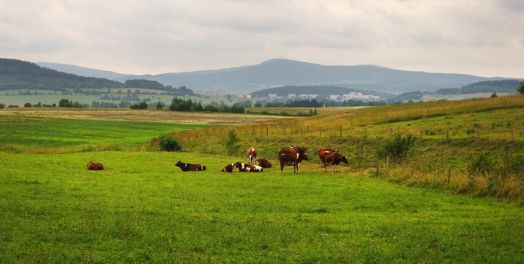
(435, 79, 522, 94)
(0, 58, 124, 90)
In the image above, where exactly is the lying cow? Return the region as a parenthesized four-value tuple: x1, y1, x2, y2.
(318, 147, 337, 167)
(221, 163, 235, 173)
(175, 161, 206, 171)
(256, 158, 272, 168)
(323, 152, 349, 172)
(278, 146, 308, 173)
(234, 162, 263, 172)
(87, 161, 104, 170)
(247, 147, 257, 163)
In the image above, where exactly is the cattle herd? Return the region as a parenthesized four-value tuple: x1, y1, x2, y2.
(86, 146, 348, 173)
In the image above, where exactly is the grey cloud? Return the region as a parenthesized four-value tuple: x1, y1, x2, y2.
(0, 0, 522, 77)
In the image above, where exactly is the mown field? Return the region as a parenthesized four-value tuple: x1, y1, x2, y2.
(1, 97, 524, 262)
(1, 151, 523, 263)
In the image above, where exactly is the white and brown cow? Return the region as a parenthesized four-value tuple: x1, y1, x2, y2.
(247, 147, 257, 163)
(234, 162, 263, 172)
(278, 146, 308, 173)
(323, 152, 348, 172)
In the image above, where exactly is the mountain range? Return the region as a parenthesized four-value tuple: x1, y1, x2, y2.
(38, 59, 512, 94)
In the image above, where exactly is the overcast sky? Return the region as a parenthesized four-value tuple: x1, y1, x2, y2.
(1, 0, 523, 77)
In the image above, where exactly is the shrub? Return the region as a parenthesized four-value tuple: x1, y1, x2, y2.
(378, 134, 416, 162)
(159, 135, 181, 152)
(0, 103, 4, 109)
(224, 130, 240, 156)
(509, 154, 524, 177)
(467, 153, 496, 177)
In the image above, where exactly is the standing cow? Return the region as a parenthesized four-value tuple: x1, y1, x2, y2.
(318, 148, 337, 167)
(323, 152, 348, 172)
(278, 146, 308, 173)
(247, 147, 257, 163)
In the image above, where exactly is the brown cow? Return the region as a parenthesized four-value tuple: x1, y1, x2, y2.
(247, 147, 257, 163)
(323, 152, 348, 172)
(221, 163, 234, 173)
(318, 148, 337, 167)
(234, 162, 263, 172)
(87, 161, 104, 170)
(278, 146, 308, 173)
(256, 158, 272, 168)
(175, 161, 206, 171)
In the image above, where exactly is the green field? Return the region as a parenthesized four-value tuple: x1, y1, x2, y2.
(0, 115, 207, 152)
(1, 97, 524, 262)
(1, 151, 523, 262)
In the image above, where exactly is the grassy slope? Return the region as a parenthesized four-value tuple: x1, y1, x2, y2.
(0, 115, 206, 152)
(1, 151, 523, 263)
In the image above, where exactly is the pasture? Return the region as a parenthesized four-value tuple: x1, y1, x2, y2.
(1, 97, 523, 262)
(0, 108, 289, 125)
(1, 151, 523, 263)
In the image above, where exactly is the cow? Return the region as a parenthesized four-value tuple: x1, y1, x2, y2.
(323, 152, 349, 172)
(278, 146, 309, 173)
(234, 162, 263, 172)
(256, 158, 272, 168)
(221, 163, 235, 173)
(247, 147, 257, 163)
(318, 148, 338, 167)
(87, 161, 104, 170)
(175, 161, 206, 171)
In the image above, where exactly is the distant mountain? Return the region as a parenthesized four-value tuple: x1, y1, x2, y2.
(38, 62, 131, 80)
(119, 59, 498, 94)
(250, 85, 392, 100)
(0, 58, 124, 90)
(35, 58, 519, 95)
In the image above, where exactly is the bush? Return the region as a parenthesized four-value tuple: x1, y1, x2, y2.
(224, 130, 240, 156)
(378, 134, 416, 162)
(159, 135, 181, 152)
(0, 103, 4, 109)
(467, 153, 496, 177)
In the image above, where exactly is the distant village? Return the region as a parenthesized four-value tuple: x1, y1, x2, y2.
(248, 91, 380, 101)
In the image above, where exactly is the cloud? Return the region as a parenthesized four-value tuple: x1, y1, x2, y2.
(0, 0, 522, 77)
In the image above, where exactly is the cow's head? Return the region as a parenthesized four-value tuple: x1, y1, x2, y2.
(301, 153, 309, 161)
(175, 161, 183, 167)
(341, 156, 349, 164)
(233, 162, 242, 168)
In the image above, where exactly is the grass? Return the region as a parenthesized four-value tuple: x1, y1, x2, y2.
(1, 151, 523, 262)
(0, 115, 206, 152)
(0, 108, 290, 124)
(171, 96, 524, 199)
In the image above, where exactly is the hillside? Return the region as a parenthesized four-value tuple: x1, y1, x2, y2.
(41, 58, 501, 94)
(37, 62, 130, 80)
(436, 79, 522, 94)
(0, 59, 124, 90)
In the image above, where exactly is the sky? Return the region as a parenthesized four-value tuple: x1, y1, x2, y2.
(1, 0, 523, 77)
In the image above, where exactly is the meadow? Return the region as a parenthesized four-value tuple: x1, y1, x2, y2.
(1, 151, 523, 263)
(1, 96, 524, 262)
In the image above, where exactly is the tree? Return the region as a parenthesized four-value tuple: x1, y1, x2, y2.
(224, 130, 240, 156)
(518, 81, 524, 94)
(58, 98, 73, 107)
(490, 92, 498, 98)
